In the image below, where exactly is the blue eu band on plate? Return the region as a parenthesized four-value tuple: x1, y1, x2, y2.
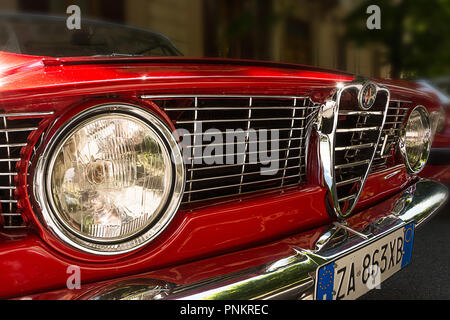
(315, 222, 415, 300)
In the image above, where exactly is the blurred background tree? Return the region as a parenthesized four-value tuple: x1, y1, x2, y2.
(6, 0, 449, 80)
(346, 0, 450, 79)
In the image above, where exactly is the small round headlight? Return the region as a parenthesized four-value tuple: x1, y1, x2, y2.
(400, 105, 431, 174)
(35, 104, 184, 255)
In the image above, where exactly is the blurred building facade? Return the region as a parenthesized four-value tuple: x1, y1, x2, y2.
(2, 0, 391, 78)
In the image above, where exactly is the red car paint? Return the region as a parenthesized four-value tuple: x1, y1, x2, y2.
(19, 185, 409, 300)
(0, 51, 441, 299)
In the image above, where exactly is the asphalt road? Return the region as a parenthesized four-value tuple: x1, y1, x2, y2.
(361, 199, 450, 300)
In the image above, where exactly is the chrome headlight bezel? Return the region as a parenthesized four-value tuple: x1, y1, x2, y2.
(399, 105, 431, 174)
(33, 104, 185, 255)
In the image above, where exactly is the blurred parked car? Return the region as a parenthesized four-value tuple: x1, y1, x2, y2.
(0, 14, 447, 300)
(0, 13, 181, 57)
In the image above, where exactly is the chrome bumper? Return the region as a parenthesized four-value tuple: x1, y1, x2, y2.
(22, 179, 448, 300)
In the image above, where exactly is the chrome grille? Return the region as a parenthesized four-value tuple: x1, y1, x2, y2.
(333, 86, 390, 214)
(334, 101, 408, 197)
(144, 95, 315, 204)
(0, 112, 53, 229)
(371, 100, 410, 171)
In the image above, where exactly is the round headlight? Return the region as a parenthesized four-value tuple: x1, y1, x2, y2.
(34, 104, 184, 255)
(400, 105, 431, 174)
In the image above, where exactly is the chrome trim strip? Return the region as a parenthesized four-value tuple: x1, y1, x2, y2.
(336, 177, 361, 187)
(24, 179, 446, 300)
(183, 174, 303, 194)
(335, 143, 375, 151)
(384, 121, 404, 125)
(182, 127, 305, 137)
(184, 137, 305, 149)
(386, 113, 407, 118)
(383, 128, 401, 133)
(0, 112, 54, 117)
(335, 126, 380, 133)
(185, 165, 302, 183)
(163, 106, 310, 111)
(0, 143, 28, 148)
(389, 107, 410, 111)
(0, 127, 38, 133)
(176, 117, 306, 124)
(187, 158, 306, 172)
(0, 158, 21, 162)
(179, 182, 302, 204)
(338, 194, 356, 202)
(334, 159, 370, 170)
(339, 110, 383, 116)
(390, 100, 412, 104)
(141, 94, 309, 100)
(186, 147, 302, 161)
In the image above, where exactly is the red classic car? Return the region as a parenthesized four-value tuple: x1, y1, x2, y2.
(0, 14, 447, 301)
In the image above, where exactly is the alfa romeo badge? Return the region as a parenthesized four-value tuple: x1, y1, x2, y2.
(359, 82, 377, 110)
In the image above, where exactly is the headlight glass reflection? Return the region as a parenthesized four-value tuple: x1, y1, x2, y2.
(50, 114, 172, 242)
(402, 106, 431, 173)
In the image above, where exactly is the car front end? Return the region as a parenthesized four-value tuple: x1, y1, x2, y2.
(0, 51, 447, 300)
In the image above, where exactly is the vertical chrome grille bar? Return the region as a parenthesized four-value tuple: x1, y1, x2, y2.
(298, 98, 308, 180)
(239, 97, 252, 194)
(187, 97, 199, 202)
(281, 98, 297, 187)
(394, 101, 402, 126)
(2, 116, 13, 227)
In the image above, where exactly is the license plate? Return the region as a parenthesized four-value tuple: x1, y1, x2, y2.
(315, 222, 415, 300)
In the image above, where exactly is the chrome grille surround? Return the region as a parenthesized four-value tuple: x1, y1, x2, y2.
(0, 111, 54, 229)
(141, 95, 316, 205)
(315, 81, 391, 218)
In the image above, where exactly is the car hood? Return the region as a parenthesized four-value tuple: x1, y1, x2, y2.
(0, 51, 433, 102)
(0, 51, 355, 92)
